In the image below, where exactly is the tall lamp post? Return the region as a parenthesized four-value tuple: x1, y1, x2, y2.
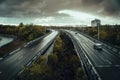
(0, 38, 1, 47)
(97, 23, 100, 41)
(91, 19, 101, 41)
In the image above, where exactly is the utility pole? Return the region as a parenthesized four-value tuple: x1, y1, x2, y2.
(91, 18, 101, 41)
(45, 26, 46, 33)
(0, 38, 1, 47)
(82, 27, 84, 33)
(97, 23, 100, 40)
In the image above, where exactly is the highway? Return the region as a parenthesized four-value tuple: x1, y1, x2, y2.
(65, 30, 120, 80)
(0, 30, 58, 80)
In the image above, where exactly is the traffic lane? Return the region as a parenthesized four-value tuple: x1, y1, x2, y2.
(103, 47, 120, 60)
(102, 49, 120, 65)
(76, 32, 120, 65)
(0, 48, 40, 80)
(0, 48, 41, 80)
(68, 31, 120, 66)
(74, 35, 108, 66)
(66, 30, 120, 80)
(78, 32, 120, 57)
(82, 42, 120, 66)
(68, 31, 106, 66)
(79, 38, 120, 66)
(96, 67, 120, 80)
(74, 32, 120, 80)
(0, 31, 58, 79)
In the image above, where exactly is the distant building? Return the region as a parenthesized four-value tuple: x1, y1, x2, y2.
(91, 19, 101, 27)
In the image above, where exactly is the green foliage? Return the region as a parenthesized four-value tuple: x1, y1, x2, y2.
(48, 53, 58, 66)
(54, 36, 64, 52)
(19, 22, 24, 27)
(75, 67, 86, 80)
(99, 30, 108, 40)
(28, 34, 34, 41)
(29, 63, 41, 74)
(0, 24, 45, 42)
(38, 56, 47, 62)
(70, 55, 80, 68)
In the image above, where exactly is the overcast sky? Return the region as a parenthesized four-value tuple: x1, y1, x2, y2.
(0, 0, 120, 26)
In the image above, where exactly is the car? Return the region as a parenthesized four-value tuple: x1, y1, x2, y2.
(93, 43, 102, 50)
(75, 32, 78, 34)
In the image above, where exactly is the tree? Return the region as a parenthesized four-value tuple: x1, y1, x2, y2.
(48, 53, 58, 68)
(19, 22, 24, 27)
(100, 30, 108, 40)
(54, 36, 64, 52)
(28, 34, 34, 41)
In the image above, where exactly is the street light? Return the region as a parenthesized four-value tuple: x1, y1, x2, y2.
(97, 23, 100, 41)
(0, 38, 1, 47)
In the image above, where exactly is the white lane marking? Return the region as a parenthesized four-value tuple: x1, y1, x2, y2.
(115, 65, 120, 67)
(18, 56, 23, 60)
(37, 52, 41, 56)
(97, 65, 104, 68)
(9, 51, 14, 55)
(97, 65, 111, 68)
(33, 56, 37, 60)
(26, 61, 32, 66)
(31, 48, 35, 51)
(0, 71, 2, 74)
(18, 70, 24, 75)
(106, 59, 112, 64)
(97, 65, 120, 68)
(24, 45, 27, 47)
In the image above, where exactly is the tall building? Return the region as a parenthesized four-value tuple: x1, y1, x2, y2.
(91, 19, 101, 27)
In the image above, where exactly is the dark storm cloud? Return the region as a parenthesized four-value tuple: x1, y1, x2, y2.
(80, 0, 120, 17)
(0, 0, 45, 17)
(0, 0, 120, 18)
(101, 0, 120, 16)
(81, 0, 103, 5)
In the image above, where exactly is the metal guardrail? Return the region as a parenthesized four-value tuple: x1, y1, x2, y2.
(25, 40, 55, 67)
(65, 32, 101, 80)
